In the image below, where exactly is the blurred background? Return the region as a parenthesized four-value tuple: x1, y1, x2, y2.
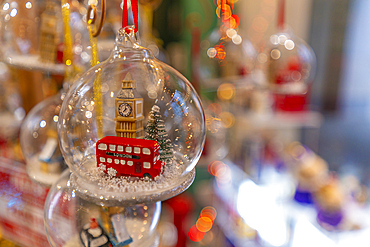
(1, 0, 370, 246)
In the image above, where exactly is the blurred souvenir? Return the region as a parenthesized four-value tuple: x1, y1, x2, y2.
(0, 0, 91, 112)
(0, 62, 24, 160)
(20, 90, 67, 185)
(289, 142, 328, 204)
(257, 0, 316, 111)
(314, 176, 344, 229)
(200, 1, 256, 85)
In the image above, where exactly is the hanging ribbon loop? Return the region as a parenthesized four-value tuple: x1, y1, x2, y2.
(87, 0, 106, 37)
(122, 0, 139, 33)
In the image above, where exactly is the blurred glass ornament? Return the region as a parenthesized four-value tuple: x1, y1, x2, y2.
(58, 26, 205, 204)
(264, 29, 316, 96)
(0, 0, 92, 68)
(44, 169, 161, 247)
(200, 25, 256, 85)
(20, 89, 68, 185)
(0, 0, 93, 111)
(0, 61, 24, 159)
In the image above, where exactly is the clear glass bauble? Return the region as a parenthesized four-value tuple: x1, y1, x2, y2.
(0, 61, 24, 159)
(200, 25, 257, 84)
(44, 169, 161, 247)
(261, 28, 316, 95)
(58, 27, 206, 205)
(20, 90, 67, 185)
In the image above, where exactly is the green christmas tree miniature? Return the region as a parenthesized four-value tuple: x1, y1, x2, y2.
(145, 105, 173, 164)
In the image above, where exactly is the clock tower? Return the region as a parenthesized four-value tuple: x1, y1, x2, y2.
(115, 76, 144, 138)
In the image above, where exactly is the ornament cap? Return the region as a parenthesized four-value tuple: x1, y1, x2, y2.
(111, 27, 155, 61)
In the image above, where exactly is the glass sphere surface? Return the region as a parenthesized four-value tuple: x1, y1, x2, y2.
(20, 91, 67, 185)
(44, 170, 161, 247)
(58, 28, 205, 204)
(200, 26, 257, 83)
(264, 29, 316, 95)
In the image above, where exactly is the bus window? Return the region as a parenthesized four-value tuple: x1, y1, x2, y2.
(109, 145, 116, 151)
(143, 162, 150, 169)
(143, 148, 150, 155)
(107, 158, 112, 163)
(99, 157, 105, 162)
(98, 143, 107, 150)
(115, 159, 119, 164)
(134, 147, 140, 154)
(117, 145, 123, 152)
(121, 160, 125, 165)
(127, 161, 133, 166)
(126, 147, 132, 153)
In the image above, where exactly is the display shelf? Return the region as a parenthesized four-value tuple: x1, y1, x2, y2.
(5, 54, 66, 74)
(236, 111, 323, 131)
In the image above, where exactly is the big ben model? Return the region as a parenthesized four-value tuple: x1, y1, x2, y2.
(115, 74, 144, 138)
(39, 1, 58, 63)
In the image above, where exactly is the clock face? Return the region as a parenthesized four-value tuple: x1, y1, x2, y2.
(118, 103, 132, 117)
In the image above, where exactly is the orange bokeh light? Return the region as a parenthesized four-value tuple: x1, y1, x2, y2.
(215, 45, 226, 60)
(216, 4, 232, 19)
(188, 225, 205, 242)
(208, 160, 224, 176)
(200, 206, 217, 222)
(196, 217, 213, 232)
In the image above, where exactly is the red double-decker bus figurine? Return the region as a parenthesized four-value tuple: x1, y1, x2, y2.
(96, 136, 164, 179)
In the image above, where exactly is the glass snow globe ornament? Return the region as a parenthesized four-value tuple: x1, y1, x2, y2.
(59, 26, 205, 202)
(20, 86, 68, 185)
(45, 169, 162, 247)
(261, 27, 316, 111)
(199, 0, 256, 85)
(200, 24, 256, 83)
(45, 26, 205, 247)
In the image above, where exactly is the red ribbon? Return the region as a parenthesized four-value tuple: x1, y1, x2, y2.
(122, 0, 139, 33)
(277, 0, 285, 30)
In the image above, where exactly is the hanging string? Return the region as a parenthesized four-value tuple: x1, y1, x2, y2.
(87, 2, 105, 139)
(122, 0, 139, 32)
(61, 0, 74, 81)
(277, 0, 285, 30)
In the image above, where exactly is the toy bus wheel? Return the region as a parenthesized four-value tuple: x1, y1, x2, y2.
(143, 173, 152, 180)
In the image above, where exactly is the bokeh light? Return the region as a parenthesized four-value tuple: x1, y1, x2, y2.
(196, 217, 213, 232)
(188, 225, 205, 242)
(217, 83, 235, 100)
(220, 111, 235, 128)
(200, 206, 217, 223)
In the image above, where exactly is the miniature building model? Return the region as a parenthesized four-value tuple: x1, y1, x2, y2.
(115, 74, 144, 138)
(39, 2, 58, 63)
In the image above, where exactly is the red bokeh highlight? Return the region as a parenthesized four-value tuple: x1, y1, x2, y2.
(188, 225, 205, 242)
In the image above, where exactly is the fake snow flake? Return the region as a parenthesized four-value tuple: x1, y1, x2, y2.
(99, 164, 106, 171)
(107, 167, 117, 177)
(152, 105, 160, 113)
